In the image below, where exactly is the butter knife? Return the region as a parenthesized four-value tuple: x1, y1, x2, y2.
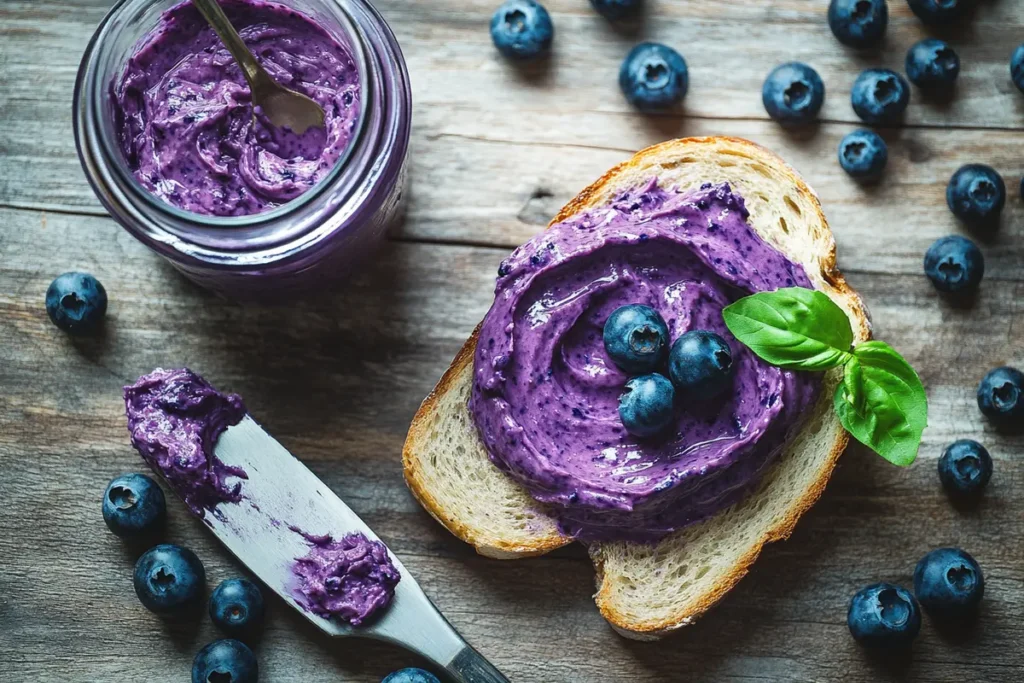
(189, 416, 509, 683)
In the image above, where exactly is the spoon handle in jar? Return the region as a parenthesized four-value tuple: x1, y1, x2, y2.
(190, 0, 264, 87)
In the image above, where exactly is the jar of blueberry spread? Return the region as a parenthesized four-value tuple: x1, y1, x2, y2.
(75, 0, 410, 298)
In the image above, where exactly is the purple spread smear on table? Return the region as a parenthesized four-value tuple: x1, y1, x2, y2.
(125, 368, 247, 517)
(114, 0, 360, 216)
(469, 181, 822, 543)
(291, 528, 400, 626)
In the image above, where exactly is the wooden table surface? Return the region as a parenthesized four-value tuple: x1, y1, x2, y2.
(2, 1, 1024, 681)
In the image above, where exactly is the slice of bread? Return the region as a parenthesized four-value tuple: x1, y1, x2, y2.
(403, 137, 871, 638)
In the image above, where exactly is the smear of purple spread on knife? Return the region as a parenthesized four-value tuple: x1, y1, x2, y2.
(290, 527, 400, 626)
(125, 367, 401, 624)
(124, 368, 247, 517)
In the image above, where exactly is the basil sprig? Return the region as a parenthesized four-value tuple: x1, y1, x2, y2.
(723, 288, 926, 466)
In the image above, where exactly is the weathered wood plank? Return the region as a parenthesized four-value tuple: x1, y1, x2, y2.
(3, 0, 1024, 680)
(1, 206, 1023, 682)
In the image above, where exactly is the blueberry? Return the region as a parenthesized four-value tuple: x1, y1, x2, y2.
(210, 578, 265, 637)
(490, 0, 553, 60)
(1012, 44, 1024, 94)
(589, 0, 641, 20)
(923, 235, 984, 294)
(45, 272, 107, 335)
(906, 0, 969, 25)
(134, 544, 205, 613)
(938, 439, 992, 498)
(827, 0, 888, 48)
(946, 164, 1006, 226)
(668, 330, 734, 400)
(618, 374, 675, 438)
(914, 548, 985, 617)
(905, 39, 960, 90)
(847, 583, 921, 648)
(851, 68, 910, 125)
(382, 669, 442, 683)
(761, 63, 825, 125)
(192, 639, 258, 683)
(603, 304, 669, 374)
(977, 366, 1024, 425)
(619, 42, 688, 110)
(838, 129, 888, 181)
(102, 473, 166, 538)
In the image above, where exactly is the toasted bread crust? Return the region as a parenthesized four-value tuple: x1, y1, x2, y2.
(403, 137, 871, 635)
(402, 324, 571, 558)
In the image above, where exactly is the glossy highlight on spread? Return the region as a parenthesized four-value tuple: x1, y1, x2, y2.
(114, 0, 361, 216)
(469, 181, 822, 542)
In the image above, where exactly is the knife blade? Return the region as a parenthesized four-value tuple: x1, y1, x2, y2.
(192, 415, 509, 683)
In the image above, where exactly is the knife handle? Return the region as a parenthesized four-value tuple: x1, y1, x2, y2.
(446, 645, 510, 683)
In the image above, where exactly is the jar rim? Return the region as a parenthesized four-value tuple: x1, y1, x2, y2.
(99, 0, 372, 233)
(75, 0, 408, 259)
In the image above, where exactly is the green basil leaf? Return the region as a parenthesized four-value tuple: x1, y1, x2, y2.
(843, 356, 866, 415)
(834, 341, 928, 467)
(722, 287, 854, 370)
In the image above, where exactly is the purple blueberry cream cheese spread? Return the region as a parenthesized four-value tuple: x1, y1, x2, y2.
(291, 530, 400, 625)
(125, 368, 247, 517)
(469, 181, 822, 543)
(114, 0, 361, 216)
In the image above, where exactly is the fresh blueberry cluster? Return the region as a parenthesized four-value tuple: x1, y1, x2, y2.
(101, 472, 431, 682)
(487, 0, 1024, 167)
(848, 382, 1006, 649)
(102, 473, 265, 681)
(602, 304, 734, 438)
(486, 0, 1024, 206)
(489, 0, 687, 110)
(848, 547, 984, 648)
(848, 360, 1012, 649)
(919, 162, 1009, 299)
(815, 8, 1022, 314)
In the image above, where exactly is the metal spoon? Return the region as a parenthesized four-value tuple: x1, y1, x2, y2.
(191, 0, 326, 134)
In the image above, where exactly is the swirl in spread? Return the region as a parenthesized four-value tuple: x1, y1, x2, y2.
(114, 0, 360, 216)
(469, 181, 822, 542)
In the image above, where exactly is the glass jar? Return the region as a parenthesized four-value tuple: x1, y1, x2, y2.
(74, 0, 411, 299)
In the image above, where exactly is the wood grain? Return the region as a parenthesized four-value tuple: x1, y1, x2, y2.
(1, 0, 1024, 681)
